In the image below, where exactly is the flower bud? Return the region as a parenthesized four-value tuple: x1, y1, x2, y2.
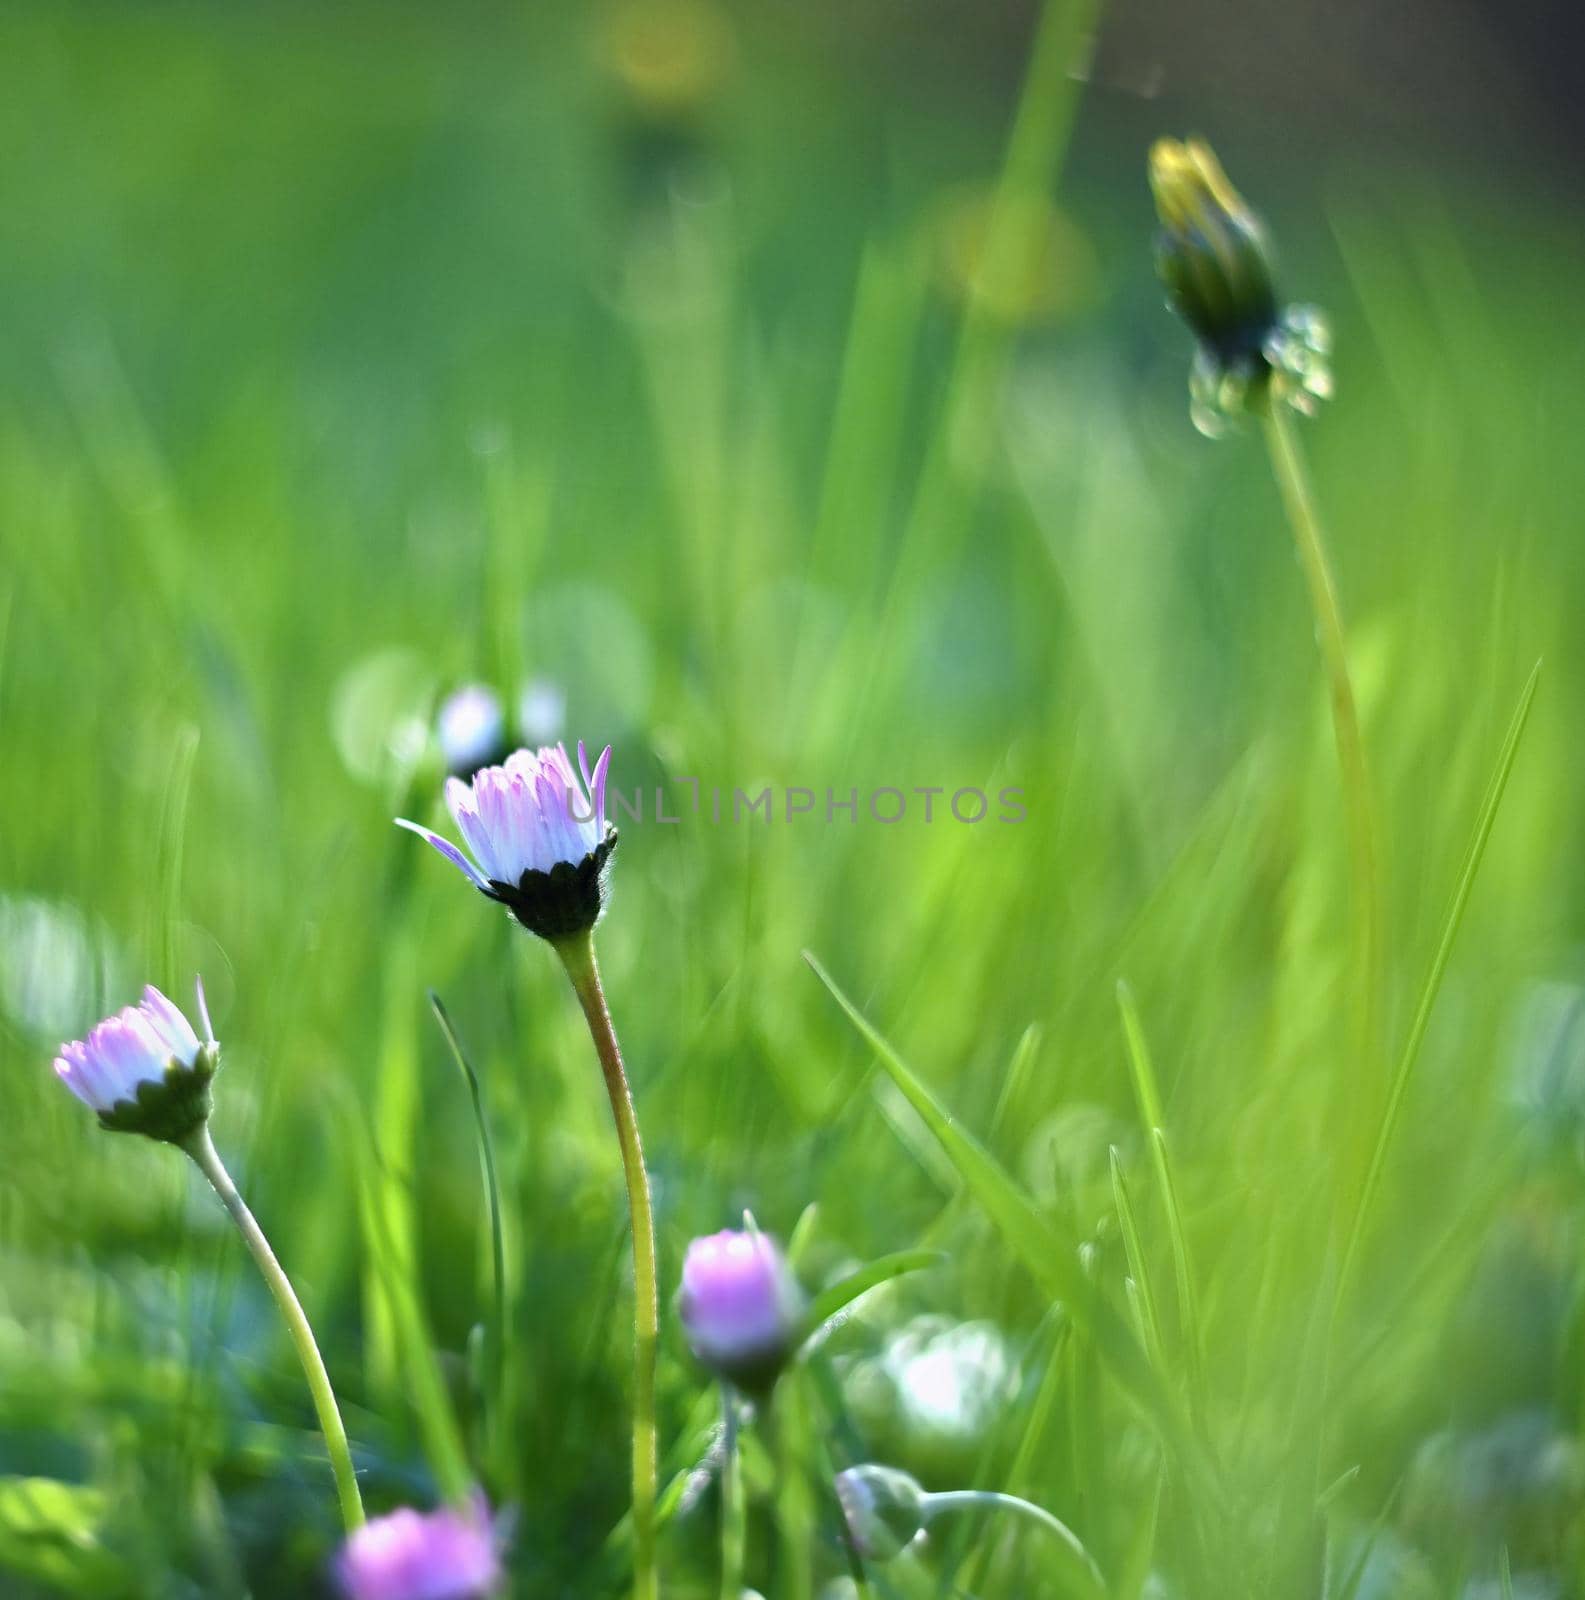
(834, 1465, 928, 1563)
(334, 1497, 503, 1600)
(678, 1228, 806, 1391)
(1149, 138, 1332, 432)
(397, 740, 616, 943)
(1150, 138, 1277, 363)
(53, 981, 218, 1146)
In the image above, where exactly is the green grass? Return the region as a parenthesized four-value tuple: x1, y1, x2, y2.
(4, 2, 1585, 1597)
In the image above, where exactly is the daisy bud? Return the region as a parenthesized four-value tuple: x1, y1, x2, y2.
(53, 981, 218, 1146)
(334, 1498, 503, 1600)
(396, 741, 617, 943)
(1149, 137, 1332, 432)
(436, 684, 508, 780)
(678, 1228, 807, 1391)
(839, 1465, 1106, 1589)
(834, 1465, 928, 1563)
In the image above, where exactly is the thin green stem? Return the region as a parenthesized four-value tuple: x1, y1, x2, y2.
(558, 931, 659, 1600)
(1261, 404, 1383, 1567)
(770, 1374, 816, 1600)
(430, 993, 510, 1480)
(719, 1386, 745, 1600)
(922, 1491, 1106, 1596)
(181, 1126, 364, 1532)
(1262, 406, 1385, 1107)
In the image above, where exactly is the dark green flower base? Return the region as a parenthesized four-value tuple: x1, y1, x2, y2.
(1156, 229, 1280, 368)
(703, 1339, 796, 1397)
(485, 828, 617, 941)
(97, 1045, 219, 1145)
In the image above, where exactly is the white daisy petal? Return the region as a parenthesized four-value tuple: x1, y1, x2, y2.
(51, 984, 213, 1122)
(397, 738, 617, 936)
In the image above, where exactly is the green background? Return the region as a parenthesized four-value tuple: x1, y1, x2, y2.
(3, 2, 1584, 1595)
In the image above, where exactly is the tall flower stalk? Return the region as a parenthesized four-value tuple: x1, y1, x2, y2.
(53, 983, 365, 1533)
(1261, 402, 1383, 1074)
(555, 928, 659, 1600)
(1149, 137, 1383, 1080)
(182, 1124, 366, 1533)
(717, 1387, 745, 1600)
(399, 741, 658, 1600)
(1149, 142, 1384, 1570)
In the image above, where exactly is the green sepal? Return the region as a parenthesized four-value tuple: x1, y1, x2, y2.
(697, 1333, 798, 1399)
(485, 827, 618, 942)
(96, 1043, 219, 1145)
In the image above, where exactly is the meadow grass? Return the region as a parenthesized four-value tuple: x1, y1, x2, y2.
(3, 3, 1585, 1597)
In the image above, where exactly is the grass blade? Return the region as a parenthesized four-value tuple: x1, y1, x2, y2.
(804, 950, 1190, 1456)
(429, 992, 510, 1486)
(806, 952, 1068, 1282)
(947, 1313, 1074, 1593)
(1117, 981, 1206, 1412)
(1116, 1468, 1165, 1600)
(1333, 659, 1542, 1319)
(990, 1021, 1044, 1146)
(153, 723, 200, 992)
(1110, 1147, 1167, 1374)
(843, 0, 1102, 738)
(342, 1099, 474, 1502)
(798, 1249, 943, 1344)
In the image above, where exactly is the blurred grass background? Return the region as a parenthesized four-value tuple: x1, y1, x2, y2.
(4, 1, 1585, 1596)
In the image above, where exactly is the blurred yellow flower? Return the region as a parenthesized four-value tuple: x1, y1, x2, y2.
(598, 0, 736, 116)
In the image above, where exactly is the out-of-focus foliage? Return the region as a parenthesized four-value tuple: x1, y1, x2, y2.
(3, 1, 1585, 1596)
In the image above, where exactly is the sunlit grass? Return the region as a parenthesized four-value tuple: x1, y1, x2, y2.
(3, 2, 1584, 1597)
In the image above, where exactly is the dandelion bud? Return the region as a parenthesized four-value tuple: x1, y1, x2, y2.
(834, 1465, 928, 1563)
(397, 741, 616, 943)
(334, 1497, 503, 1600)
(53, 981, 218, 1145)
(436, 684, 508, 780)
(1149, 137, 1332, 433)
(1150, 139, 1276, 357)
(678, 1228, 807, 1390)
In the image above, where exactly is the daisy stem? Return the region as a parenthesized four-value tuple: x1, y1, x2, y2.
(720, 1385, 745, 1600)
(557, 930, 659, 1600)
(921, 1492, 1105, 1596)
(181, 1125, 365, 1533)
(1262, 406, 1384, 1089)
